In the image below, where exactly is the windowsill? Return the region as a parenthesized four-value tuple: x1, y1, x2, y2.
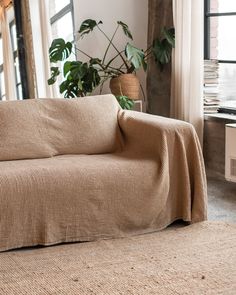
(204, 112, 236, 123)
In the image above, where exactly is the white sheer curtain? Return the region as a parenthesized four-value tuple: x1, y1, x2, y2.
(38, 0, 58, 98)
(0, 5, 17, 100)
(171, 0, 204, 144)
(29, 0, 58, 98)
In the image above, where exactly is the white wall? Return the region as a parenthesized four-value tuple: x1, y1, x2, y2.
(73, 0, 148, 98)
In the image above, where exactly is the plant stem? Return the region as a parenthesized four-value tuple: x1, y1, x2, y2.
(74, 46, 125, 76)
(106, 65, 125, 74)
(74, 47, 93, 59)
(144, 45, 152, 54)
(139, 82, 146, 102)
(105, 50, 125, 69)
(75, 47, 109, 71)
(102, 24, 119, 64)
(98, 68, 122, 76)
(117, 61, 127, 71)
(144, 51, 153, 60)
(99, 76, 110, 94)
(97, 24, 130, 71)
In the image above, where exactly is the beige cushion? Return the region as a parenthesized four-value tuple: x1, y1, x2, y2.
(0, 95, 121, 161)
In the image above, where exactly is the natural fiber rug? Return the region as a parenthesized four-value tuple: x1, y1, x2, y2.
(0, 221, 235, 295)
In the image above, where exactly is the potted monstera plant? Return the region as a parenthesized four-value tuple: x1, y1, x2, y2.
(48, 19, 174, 109)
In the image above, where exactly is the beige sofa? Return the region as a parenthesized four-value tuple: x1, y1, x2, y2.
(0, 95, 207, 252)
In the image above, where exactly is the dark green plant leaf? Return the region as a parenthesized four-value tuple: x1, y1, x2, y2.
(152, 38, 172, 65)
(63, 61, 73, 77)
(117, 21, 133, 40)
(162, 27, 175, 48)
(82, 66, 101, 93)
(49, 38, 72, 62)
(59, 80, 78, 98)
(64, 61, 86, 80)
(60, 60, 101, 97)
(69, 61, 87, 80)
(48, 67, 60, 85)
(125, 43, 146, 71)
(116, 95, 134, 110)
(79, 19, 102, 37)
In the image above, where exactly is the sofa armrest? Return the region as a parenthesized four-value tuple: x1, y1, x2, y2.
(118, 110, 207, 223)
(118, 110, 195, 154)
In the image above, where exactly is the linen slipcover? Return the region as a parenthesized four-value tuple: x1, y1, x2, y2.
(0, 95, 121, 161)
(0, 95, 207, 252)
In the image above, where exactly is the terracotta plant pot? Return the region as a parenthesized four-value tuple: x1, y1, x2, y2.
(109, 73, 140, 100)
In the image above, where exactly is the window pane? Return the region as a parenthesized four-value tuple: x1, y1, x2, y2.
(0, 72, 5, 99)
(49, 0, 70, 17)
(14, 57, 21, 84)
(0, 38, 3, 65)
(17, 84, 23, 100)
(210, 16, 236, 60)
(51, 12, 73, 41)
(210, 0, 236, 13)
(218, 63, 236, 103)
(209, 17, 218, 59)
(10, 23, 17, 52)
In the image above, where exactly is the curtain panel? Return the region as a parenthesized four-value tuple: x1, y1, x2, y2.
(0, 5, 17, 100)
(38, 0, 58, 98)
(171, 0, 204, 143)
(28, 0, 58, 98)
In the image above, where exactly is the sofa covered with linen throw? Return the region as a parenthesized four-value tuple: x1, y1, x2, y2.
(0, 94, 207, 252)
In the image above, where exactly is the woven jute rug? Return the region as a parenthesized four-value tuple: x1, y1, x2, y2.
(0, 221, 235, 295)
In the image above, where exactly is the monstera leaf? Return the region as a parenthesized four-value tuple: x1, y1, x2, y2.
(116, 95, 134, 110)
(63, 61, 86, 79)
(59, 80, 79, 98)
(49, 38, 72, 62)
(152, 27, 175, 68)
(117, 21, 133, 40)
(79, 19, 102, 37)
(152, 38, 172, 65)
(60, 61, 101, 98)
(48, 67, 60, 85)
(162, 27, 175, 48)
(48, 19, 175, 100)
(125, 43, 147, 71)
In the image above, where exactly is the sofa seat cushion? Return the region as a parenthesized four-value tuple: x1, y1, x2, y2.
(0, 95, 121, 161)
(0, 152, 191, 252)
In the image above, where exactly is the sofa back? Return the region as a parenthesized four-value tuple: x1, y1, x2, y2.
(0, 95, 122, 161)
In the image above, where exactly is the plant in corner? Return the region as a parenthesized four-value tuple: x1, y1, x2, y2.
(48, 19, 175, 109)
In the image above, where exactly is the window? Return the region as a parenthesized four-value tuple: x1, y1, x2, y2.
(48, 0, 74, 95)
(204, 0, 236, 110)
(0, 37, 5, 100)
(49, 0, 74, 41)
(0, 17, 22, 100)
(10, 21, 22, 100)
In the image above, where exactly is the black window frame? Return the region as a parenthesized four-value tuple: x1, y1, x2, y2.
(204, 0, 236, 63)
(204, 0, 236, 113)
